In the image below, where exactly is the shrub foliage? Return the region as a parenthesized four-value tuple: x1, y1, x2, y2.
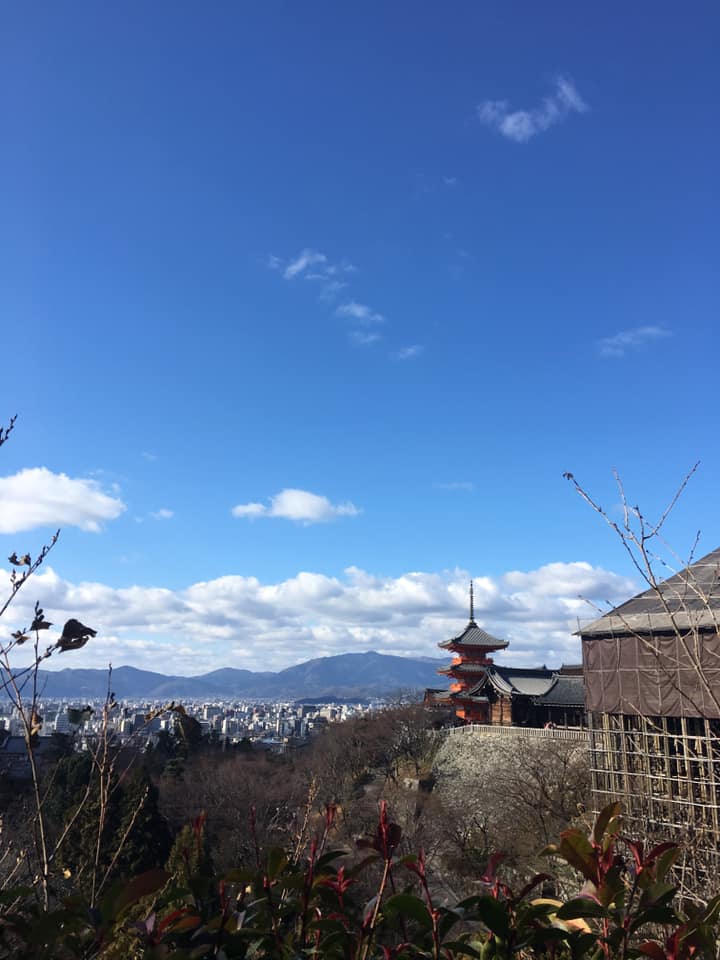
(1, 800, 719, 959)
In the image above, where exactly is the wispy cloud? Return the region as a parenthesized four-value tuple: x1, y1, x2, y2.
(283, 249, 327, 279)
(232, 488, 360, 524)
(268, 251, 359, 305)
(326, 261, 357, 276)
(336, 301, 384, 325)
(150, 508, 174, 520)
(268, 250, 396, 351)
(0, 468, 126, 534)
(477, 77, 588, 143)
(397, 344, 423, 360)
(266, 254, 284, 271)
(598, 325, 672, 358)
(141, 451, 158, 462)
(443, 176, 458, 186)
(349, 330, 382, 347)
(319, 279, 349, 301)
(268, 251, 355, 282)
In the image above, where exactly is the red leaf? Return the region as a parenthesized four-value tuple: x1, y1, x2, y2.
(638, 942, 668, 960)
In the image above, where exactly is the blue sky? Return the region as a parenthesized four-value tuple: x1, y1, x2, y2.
(1, 2, 718, 673)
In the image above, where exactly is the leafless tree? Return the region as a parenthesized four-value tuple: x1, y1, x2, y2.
(565, 464, 720, 898)
(0, 417, 177, 908)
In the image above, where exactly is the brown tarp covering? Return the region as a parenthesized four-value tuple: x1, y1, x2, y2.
(582, 631, 720, 718)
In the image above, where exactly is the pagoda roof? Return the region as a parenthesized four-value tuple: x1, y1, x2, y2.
(437, 661, 490, 677)
(438, 620, 508, 651)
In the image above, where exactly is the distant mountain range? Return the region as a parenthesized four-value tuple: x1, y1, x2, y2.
(13, 652, 448, 702)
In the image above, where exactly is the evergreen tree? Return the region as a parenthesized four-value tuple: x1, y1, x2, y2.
(114, 766, 172, 878)
(45, 754, 171, 895)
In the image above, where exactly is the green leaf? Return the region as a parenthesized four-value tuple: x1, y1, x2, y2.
(438, 906, 461, 940)
(317, 929, 352, 953)
(700, 894, 720, 927)
(266, 847, 288, 880)
(571, 931, 604, 957)
(593, 802, 622, 845)
(443, 941, 483, 958)
(315, 849, 348, 870)
(517, 872, 554, 902)
(109, 868, 170, 919)
(474, 895, 510, 940)
(520, 900, 562, 923)
(629, 905, 677, 933)
(384, 893, 433, 930)
(348, 853, 380, 877)
(596, 865, 625, 907)
(456, 895, 482, 911)
(639, 882, 676, 911)
(556, 897, 608, 920)
(655, 846, 681, 882)
(558, 830, 598, 883)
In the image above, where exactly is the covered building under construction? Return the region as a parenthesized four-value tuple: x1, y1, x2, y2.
(580, 546, 720, 882)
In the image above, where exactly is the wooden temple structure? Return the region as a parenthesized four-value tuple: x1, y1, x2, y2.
(425, 582, 585, 727)
(580, 547, 720, 890)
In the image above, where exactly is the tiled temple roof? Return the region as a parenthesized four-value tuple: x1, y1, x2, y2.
(437, 661, 490, 676)
(439, 580, 509, 650)
(438, 622, 508, 650)
(580, 547, 720, 638)
(532, 675, 585, 707)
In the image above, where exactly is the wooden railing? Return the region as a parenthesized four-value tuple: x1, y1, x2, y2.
(441, 723, 589, 743)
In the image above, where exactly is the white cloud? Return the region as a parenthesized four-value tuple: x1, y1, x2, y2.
(443, 176, 458, 186)
(397, 344, 423, 360)
(150, 508, 174, 520)
(477, 77, 588, 143)
(325, 261, 357, 276)
(319, 279, 348, 301)
(283, 249, 327, 279)
(231, 502, 268, 519)
(141, 451, 158, 462)
(0, 468, 126, 534)
(270, 253, 356, 285)
(4, 561, 637, 674)
(598, 325, 672, 358)
(232, 488, 360, 524)
(268, 251, 389, 352)
(349, 330, 382, 347)
(336, 301, 384, 325)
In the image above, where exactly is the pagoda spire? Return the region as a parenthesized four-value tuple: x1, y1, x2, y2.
(469, 580, 475, 624)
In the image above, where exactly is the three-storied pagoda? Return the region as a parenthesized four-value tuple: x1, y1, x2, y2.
(425, 582, 586, 727)
(427, 582, 508, 723)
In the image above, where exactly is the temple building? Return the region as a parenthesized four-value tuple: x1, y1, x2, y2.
(425, 583, 585, 727)
(580, 546, 720, 888)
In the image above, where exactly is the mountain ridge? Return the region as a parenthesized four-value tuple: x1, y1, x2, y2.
(20, 651, 447, 701)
